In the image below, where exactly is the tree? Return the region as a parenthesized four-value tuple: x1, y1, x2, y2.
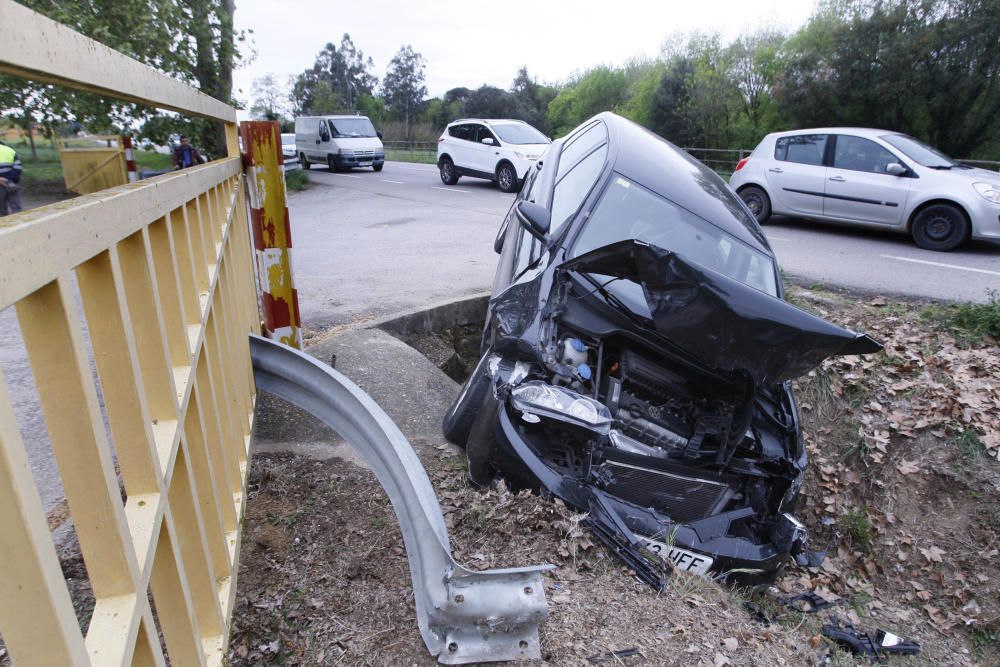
(0, 0, 247, 158)
(728, 30, 784, 139)
(250, 74, 287, 121)
(289, 35, 377, 116)
(382, 45, 427, 140)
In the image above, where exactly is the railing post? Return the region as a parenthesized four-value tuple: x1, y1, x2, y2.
(121, 134, 138, 183)
(240, 120, 302, 349)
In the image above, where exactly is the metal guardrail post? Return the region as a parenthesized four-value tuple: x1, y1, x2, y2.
(249, 334, 552, 664)
(241, 120, 302, 349)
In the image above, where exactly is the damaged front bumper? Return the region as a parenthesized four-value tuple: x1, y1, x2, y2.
(490, 398, 807, 587)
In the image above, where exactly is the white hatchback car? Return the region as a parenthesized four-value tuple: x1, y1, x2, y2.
(437, 119, 550, 192)
(729, 128, 1000, 250)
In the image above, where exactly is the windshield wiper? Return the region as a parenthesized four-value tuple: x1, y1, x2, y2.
(927, 165, 953, 170)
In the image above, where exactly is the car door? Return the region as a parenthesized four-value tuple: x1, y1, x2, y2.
(469, 124, 500, 176)
(446, 123, 473, 170)
(765, 134, 829, 218)
(313, 119, 331, 160)
(824, 134, 912, 226)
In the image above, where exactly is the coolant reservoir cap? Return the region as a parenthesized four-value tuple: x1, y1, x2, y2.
(570, 338, 586, 352)
(577, 363, 592, 380)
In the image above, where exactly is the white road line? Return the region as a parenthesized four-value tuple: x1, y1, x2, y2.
(766, 235, 794, 242)
(335, 173, 362, 179)
(382, 179, 405, 184)
(432, 186, 470, 194)
(880, 254, 1000, 277)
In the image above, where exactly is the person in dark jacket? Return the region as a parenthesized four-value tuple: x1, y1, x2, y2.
(0, 141, 23, 216)
(172, 135, 204, 170)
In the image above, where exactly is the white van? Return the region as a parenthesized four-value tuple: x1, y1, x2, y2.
(294, 115, 385, 172)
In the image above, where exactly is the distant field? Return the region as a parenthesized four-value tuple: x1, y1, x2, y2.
(384, 148, 436, 164)
(7, 137, 175, 187)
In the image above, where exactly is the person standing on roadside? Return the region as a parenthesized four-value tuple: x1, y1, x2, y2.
(172, 135, 204, 170)
(0, 141, 23, 216)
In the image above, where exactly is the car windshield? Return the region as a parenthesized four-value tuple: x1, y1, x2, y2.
(281, 135, 295, 146)
(329, 118, 377, 138)
(880, 134, 957, 169)
(571, 174, 778, 296)
(491, 123, 549, 145)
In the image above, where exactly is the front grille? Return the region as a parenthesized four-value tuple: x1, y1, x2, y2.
(354, 149, 375, 157)
(602, 461, 733, 522)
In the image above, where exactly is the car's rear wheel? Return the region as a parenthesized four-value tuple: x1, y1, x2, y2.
(496, 162, 518, 193)
(439, 157, 459, 185)
(911, 204, 969, 251)
(442, 352, 492, 447)
(373, 163, 383, 172)
(739, 185, 771, 224)
(299, 153, 310, 170)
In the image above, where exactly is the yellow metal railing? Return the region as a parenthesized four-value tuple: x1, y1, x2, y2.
(0, 1, 260, 664)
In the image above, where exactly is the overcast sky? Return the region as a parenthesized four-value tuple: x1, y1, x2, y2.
(231, 0, 819, 110)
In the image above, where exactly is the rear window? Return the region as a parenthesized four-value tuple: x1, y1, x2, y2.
(449, 124, 473, 141)
(774, 134, 827, 166)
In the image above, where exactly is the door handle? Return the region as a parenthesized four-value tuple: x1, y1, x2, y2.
(768, 167, 783, 173)
(829, 175, 846, 182)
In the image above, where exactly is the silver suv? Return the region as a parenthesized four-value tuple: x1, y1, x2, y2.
(729, 128, 1000, 251)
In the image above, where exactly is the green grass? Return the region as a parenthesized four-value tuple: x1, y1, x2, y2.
(838, 508, 872, 551)
(922, 292, 1000, 342)
(284, 168, 309, 191)
(7, 138, 179, 187)
(385, 149, 436, 165)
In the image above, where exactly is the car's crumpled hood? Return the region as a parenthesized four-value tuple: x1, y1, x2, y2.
(560, 240, 883, 385)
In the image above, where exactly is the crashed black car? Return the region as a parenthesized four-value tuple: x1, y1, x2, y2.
(443, 113, 882, 588)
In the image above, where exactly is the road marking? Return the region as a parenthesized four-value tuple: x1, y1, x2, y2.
(766, 235, 793, 242)
(432, 186, 470, 194)
(382, 179, 404, 184)
(336, 174, 362, 179)
(880, 254, 1000, 277)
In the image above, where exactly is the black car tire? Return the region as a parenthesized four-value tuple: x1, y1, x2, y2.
(496, 162, 518, 193)
(442, 352, 492, 447)
(739, 185, 771, 224)
(911, 204, 969, 251)
(327, 155, 340, 172)
(439, 157, 459, 185)
(299, 153, 310, 170)
(466, 395, 499, 488)
(373, 163, 383, 172)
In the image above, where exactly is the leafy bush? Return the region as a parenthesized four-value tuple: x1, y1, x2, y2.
(284, 169, 309, 191)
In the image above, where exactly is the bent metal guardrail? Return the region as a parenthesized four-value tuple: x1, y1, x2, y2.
(249, 334, 552, 664)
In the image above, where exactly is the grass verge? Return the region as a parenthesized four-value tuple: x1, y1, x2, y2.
(385, 149, 436, 164)
(284, 169, 309, 191)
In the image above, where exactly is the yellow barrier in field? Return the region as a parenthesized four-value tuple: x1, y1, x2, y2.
(0, 1, 265, 664)
(59, 146, 128, 194)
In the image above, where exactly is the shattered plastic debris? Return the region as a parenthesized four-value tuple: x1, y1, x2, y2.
(823, 618, 920, 662)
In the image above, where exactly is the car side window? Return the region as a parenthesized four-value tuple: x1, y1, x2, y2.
(549, 143, 608, 236)
(476, 126, 498, 145)
(774, 134, 827, 166)
(557, 121, 607, 179)
(319, 121, 330, 142)
(833, 135, 900, 174)
(449, 124, 470, 141)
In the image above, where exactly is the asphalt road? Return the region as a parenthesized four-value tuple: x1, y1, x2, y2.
(290, 160, 1000, 331)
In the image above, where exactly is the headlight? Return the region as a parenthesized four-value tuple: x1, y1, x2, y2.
(973, 182, 1000, 204)
(510, 381, 612, 434)
(339, 148, 355, 156)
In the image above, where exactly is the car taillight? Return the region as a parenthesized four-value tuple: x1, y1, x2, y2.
(735, 157, 749, 171)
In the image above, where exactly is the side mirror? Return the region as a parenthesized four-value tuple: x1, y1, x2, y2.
(481, 137, 495, 146)
(514, 201, 550, 240)
(376, 130, 383, 140)
(886, 163, 907, 176)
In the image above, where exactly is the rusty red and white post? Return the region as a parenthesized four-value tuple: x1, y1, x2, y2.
(240, 120, 302, 348)
(121, 134, 138, 183)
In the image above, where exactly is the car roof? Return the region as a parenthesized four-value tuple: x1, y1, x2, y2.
(767, 127, 900, 139)
(594, 112, 771, 254)
(448, 118, 527, 126)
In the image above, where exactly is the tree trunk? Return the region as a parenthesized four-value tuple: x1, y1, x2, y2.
(23, 110, 36, 160)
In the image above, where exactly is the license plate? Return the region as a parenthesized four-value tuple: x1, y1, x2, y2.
(641, 538, 714, 576)
(359, 161, 372, 167)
